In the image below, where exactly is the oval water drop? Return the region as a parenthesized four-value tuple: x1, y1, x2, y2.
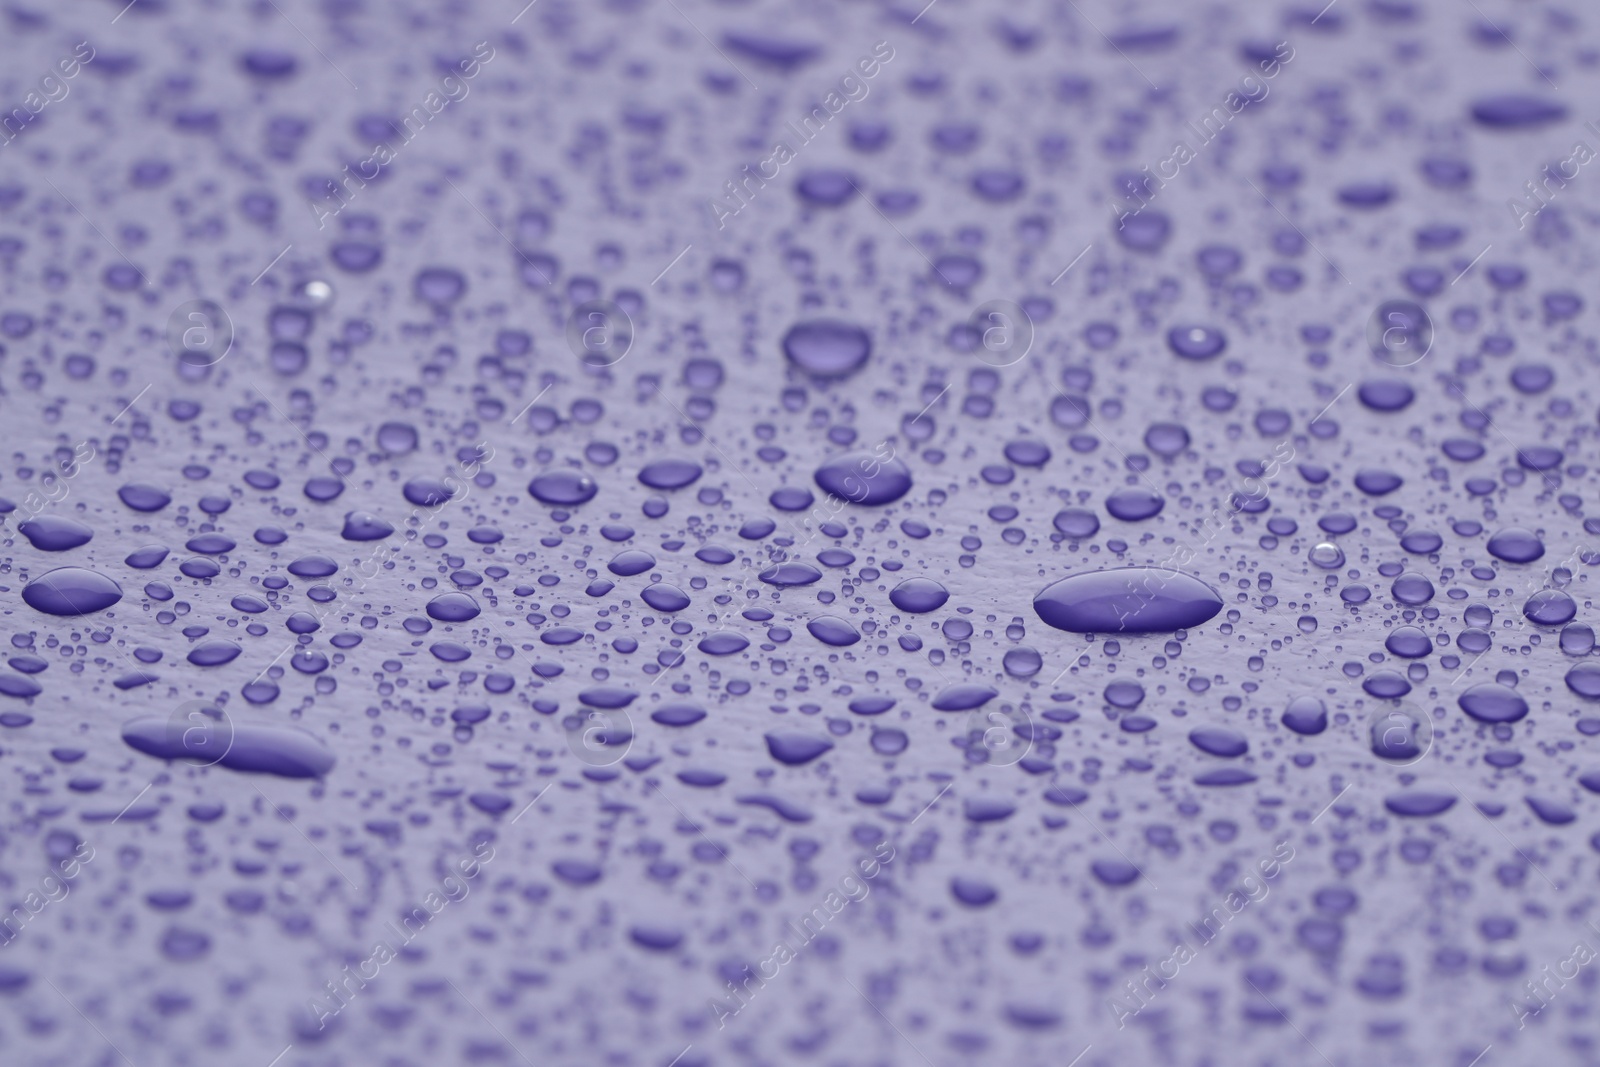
(1033, 567, 1223, 634)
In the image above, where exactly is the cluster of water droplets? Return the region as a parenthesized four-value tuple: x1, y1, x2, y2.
(2, 2, 1600, 1065)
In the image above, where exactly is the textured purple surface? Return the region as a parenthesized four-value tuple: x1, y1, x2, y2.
(2, 1, 1599, 1065)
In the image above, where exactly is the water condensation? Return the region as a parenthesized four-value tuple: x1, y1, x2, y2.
(0, 3, 1596, 1067)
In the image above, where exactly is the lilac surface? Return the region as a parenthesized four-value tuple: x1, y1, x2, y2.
(1, 2, 1598, 1066)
